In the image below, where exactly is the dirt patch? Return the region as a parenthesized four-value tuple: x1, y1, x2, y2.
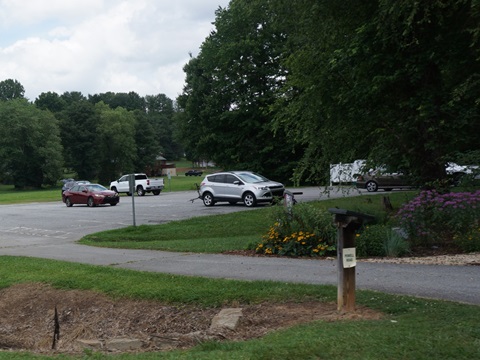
(0, 283, 382, 355)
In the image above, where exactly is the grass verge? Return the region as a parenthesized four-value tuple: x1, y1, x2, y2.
(0, 176, 207, 205)
(0, 256, 478, 359)
(80, 192, 418, 253)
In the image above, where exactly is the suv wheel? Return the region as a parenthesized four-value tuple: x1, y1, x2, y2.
(202, 192, 215, 207)
(243, 192, 257, 207)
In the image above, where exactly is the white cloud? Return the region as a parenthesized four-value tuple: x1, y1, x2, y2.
(0, 0, 230, 101)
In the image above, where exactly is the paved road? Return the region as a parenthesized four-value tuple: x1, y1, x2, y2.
(0, 187, 479, 305)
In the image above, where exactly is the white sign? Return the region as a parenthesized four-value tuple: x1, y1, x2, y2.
(343, 247, 356, 268)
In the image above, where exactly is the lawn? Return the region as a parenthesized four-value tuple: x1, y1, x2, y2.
(0, 256, 478, 359)
(80, 191, 418, 253)
(0, 174, 210, 204)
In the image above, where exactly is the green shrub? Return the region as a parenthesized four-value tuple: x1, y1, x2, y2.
(256, 203, 336, 257)
(355, 224, 389, 257)
(453, 224, 480, 252)
(396, 190, 480, 250)
(384, 228, 411, 257)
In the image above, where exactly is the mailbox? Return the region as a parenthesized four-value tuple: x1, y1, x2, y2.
(328, 208, 374, 312)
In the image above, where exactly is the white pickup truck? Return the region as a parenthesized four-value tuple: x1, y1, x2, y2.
(110, 173, 164, 196)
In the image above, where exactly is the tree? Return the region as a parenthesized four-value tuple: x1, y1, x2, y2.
(0, 79, 25, 101)
(0, 99, 63, 188)
(177, 0, 301, 183)
(146, 94, 183, 160)
(273, 0, 480, 184)
(89, 91, 146, 112)
(133, 110, 163, 174)
(95, 102, 137, 184)
(59, 100, 101, 180)
(35, 92, 67, 113)
(60, 91, 86, 105)
(360, 0, 480, 182)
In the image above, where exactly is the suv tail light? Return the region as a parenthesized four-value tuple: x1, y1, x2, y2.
(147, 179, 150, 185)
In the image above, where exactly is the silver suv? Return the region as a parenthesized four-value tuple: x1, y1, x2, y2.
(199, 171, 285, 207)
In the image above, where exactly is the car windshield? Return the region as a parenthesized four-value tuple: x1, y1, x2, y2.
(85, 184, 107, 192)
(236, 172, 269, 183)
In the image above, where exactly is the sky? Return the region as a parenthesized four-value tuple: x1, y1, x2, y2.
(0, 0, 231, 101)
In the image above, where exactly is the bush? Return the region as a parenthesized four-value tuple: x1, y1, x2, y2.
(256, 203, 336, 257)
(396, 190, 480, 251)
(453, 225, 480, 252)
(355, 224, 389, 257)
(384, 228, 410, 257)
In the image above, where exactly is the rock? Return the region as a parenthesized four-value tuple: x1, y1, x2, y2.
(105, 338, 143, 351)
(151, 334, 186, 350)
(210, 308, 243, 330)
(77, 339, 103, 350)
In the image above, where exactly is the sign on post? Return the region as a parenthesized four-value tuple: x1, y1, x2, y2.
(342, 247, 356, 268)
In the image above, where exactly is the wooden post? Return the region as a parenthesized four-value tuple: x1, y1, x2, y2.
(328, 209, 374, 313)
(336, 220, 357, 312)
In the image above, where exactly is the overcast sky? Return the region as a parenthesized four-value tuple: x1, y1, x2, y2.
(0, 0, 230, 101)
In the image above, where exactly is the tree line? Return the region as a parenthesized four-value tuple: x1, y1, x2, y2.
(0, 79, 183, 188)
(2, 1, 479, 189)
(176, 0, 480, 186)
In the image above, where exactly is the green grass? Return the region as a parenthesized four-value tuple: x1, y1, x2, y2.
(0, 171, 213, 204)
(0, 256, 478, 359)
(0, 256, 330, 305)
(81, 208, 271, 252)
(80, 192, 419, 252)
(160, 173, 207, 192)
(0, 184, 62, 204)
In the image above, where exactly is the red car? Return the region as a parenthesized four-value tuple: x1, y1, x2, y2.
(62, 184, 119, 207)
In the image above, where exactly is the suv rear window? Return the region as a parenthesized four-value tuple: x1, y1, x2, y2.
(207, 174, 224, 183)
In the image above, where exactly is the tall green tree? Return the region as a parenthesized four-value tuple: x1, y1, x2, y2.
(0, 79, 25, 101)
(89, 92, 146, 112)
(0, 99, 63, 187)
(133, 110, 162, 174)
(274, 0, 480, 184)
(60, 91, 86, 105)
(34, 91, 67, 113)
(59, 100, 101, 180)
(146, 94, 183, 160)
(357, 0, 480, 182)
(178, 0, 301, 182)
(95, 102, 137, 184)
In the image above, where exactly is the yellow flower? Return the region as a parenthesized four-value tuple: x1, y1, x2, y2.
(313, 249, 319, 253)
